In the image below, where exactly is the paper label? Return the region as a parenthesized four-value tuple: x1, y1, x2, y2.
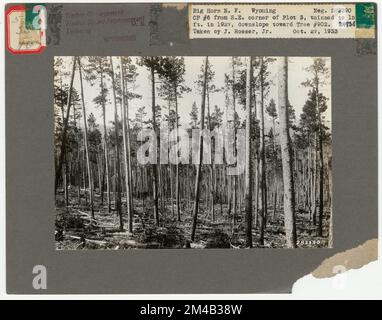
(6, 5, 46, 54)
(189, 3, 375, 39)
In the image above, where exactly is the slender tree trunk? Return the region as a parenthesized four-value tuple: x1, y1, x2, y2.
(271, 118, 277, 221)
(253, 94, 259, 228)
(96, 148, 102, 193)
(259, 57, 267, 242)
(257, 109, 264, 242)
(78, 57, 95, 218)
(150, 66, 160, 226)
(120, 57, 133, 233)
(174, 82, 181, 221)
(125, 96, 133, 224)
(59, 79, 69, 208)
(277, 57, 297, 248)
(316, 80, 324, 237)
(109, 57, 123, 230)
(83, 149, 88, 206)
(100, 159, 105, 207)
(206, 87, 215, 222)
(254, 152, 259, 228)
(294, 147, 299, 207)
(223, 87, 231, 219)
(231, 57, 238, 225)
(74, 105, 81, 206)
(55, 57, 76, 195)
(140, 166, 145, 214)
(244, 57, 253, 248)
(62, 165, 68, 206)
(312, 139, 317, 225)
(191, 57, 209, 242)
(307, 135, 312, 220)
(328, 153, 333, 247)
(100, 66, 111, 213)
(167, 102, 174, 217)
(272, 188, 277, 220)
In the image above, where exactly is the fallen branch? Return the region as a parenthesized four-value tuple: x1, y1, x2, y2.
(229, 242, 241, 249)
(65, 234, 107, 246)
(74, 209, 97, 219)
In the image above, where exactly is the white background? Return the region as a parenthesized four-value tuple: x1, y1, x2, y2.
(0, 0, 381, 300)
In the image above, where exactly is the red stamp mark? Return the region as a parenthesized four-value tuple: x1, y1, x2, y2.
(6, 5, 46, 54)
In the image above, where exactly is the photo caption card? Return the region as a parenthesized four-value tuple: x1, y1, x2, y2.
(5, 2, 377, 294)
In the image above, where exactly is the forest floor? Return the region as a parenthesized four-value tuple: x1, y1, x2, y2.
(55, 189, 330, 250)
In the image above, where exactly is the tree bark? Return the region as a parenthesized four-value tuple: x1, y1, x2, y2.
(206, 87, 215, 222)
(231, 57, 237, 223)
(174, 82, 181, 221)
(191, 57, 209, 242)
(78, 57, 94, 218)
(120, 57, 133, 233)
(150, 65, 160, 226)
(316, 79, 324, 237)
(277, 57, 297, 248)
(55, 57, 76, 195)
(244, 57, 253, 248)
(99, 64, 111, 213)
(258, 57, 267, 244)
(311, 136, 317, 225)
(109, 57, 123, 230)
(59, 76, 69, 208)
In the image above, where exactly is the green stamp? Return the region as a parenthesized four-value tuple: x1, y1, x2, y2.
(25, 3, 46, 30)
(356, 3, 376, 29)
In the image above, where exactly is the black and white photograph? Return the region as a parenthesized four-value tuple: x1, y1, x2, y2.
(54, 56, 332, 249)
(4, 0, 380, 299)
